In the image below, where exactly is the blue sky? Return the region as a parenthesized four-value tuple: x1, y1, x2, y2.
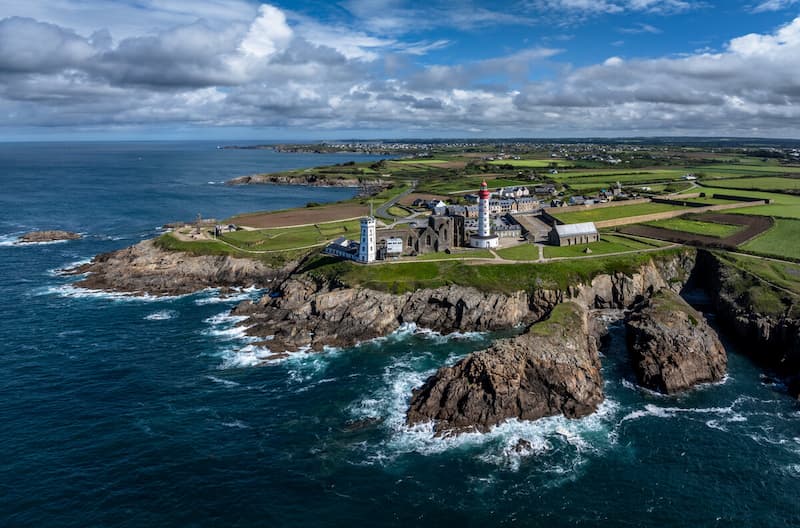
(1, 0, 800, 140)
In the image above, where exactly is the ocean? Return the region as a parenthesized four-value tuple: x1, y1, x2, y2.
(0, 141, 798, 527)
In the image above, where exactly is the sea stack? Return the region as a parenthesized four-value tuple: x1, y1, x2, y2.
(406, 302, 604, 435)
(625, 289, 727, 394)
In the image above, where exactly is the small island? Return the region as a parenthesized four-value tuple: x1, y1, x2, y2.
(18, 230, 81, 244)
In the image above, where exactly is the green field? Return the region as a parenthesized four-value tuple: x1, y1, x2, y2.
(496, 243, 541, 260)
(412, 249, 494, 261)
(543, 234, 658, 258)
(699, 187, 800, 219)
(692, 163, 800, 174)
(301, 248, 690, 294)
(702, 176, 800, 191)
(718, 252, 800, 296)
(155, 233, 307, 267)
(643, 217, 743, 238)
(488, 159, 569, 168)
(740, 218, 800, 260)
(220, 220, 361, 251)
(550, 202, 683, 224)
(396, 159, 452, 165)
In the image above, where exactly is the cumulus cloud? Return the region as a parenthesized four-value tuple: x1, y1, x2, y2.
(0, 3, 799, 137)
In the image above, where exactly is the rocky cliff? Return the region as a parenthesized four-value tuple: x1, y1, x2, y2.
(233, 276, 533, 352)
(699, 251, 800, 397)
(626, 289, 727, 394)
(405, 302, 604, 435)
(68, 239, 291, 296)
(232, 250, 697, 354)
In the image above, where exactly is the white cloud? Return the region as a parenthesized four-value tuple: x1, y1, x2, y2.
(1, 4, 800, 137)
(752, 0, 800, 13)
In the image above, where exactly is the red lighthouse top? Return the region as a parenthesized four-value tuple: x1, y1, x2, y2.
(478, 180, 490, 199)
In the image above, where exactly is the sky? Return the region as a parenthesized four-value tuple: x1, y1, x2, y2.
(1, 0, 800, 140)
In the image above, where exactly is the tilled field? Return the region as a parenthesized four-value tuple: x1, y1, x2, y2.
(619, 213, 773, 247)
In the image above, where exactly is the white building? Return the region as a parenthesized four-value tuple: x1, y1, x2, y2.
(470, 181, 500, 249)
(358, 216, 376, 263)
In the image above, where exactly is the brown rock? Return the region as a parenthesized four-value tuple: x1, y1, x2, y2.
(405, 302, 604, 435)
(67, 239, 290, 296)
(18, 230, 81, 243)
(625, 289, 727, 394)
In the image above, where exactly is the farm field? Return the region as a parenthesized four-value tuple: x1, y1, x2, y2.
(691, 163, 800, 174)
(701, 176, 800, 191)
(740, 218, 800, 260)
(549, 202, 683, 224)
(542, 234, 659, 259)
(699, 187, 800, 219)
(643, 217, 743, 238)
(488, 159, 570, 168)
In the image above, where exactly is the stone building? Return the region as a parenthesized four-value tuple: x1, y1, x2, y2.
(549, 222, 599, 247)
(378, 215, 467, 256)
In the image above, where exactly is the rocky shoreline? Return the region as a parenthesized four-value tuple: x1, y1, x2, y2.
(227, 174, 384, 188)
(67, 239, 295, 296)
(67, 241, 799, 433)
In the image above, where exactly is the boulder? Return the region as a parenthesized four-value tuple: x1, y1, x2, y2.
(625, 289, 727, 394)
(405, 302, 604, 435)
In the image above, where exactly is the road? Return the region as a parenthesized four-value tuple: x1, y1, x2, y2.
(375, 180, 417, 220)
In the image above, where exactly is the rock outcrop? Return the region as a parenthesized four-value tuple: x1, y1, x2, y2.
(227, 174, 384, 188)
(234, 276, 533, 352)
(68, 239, 291, 296)
(698, 251, 800, 397)
(405, 302, 604, 435)
(18, 230, 81, 243)
(626, 289, 727, 394)
(233, 250, 697, 354)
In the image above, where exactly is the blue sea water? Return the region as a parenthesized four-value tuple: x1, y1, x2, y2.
(1, 142, 798, 527)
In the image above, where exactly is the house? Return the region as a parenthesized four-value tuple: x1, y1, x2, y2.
(534, 184, 557, 195)
(324, 237, 359, 259)
(549, 222, 599, 247)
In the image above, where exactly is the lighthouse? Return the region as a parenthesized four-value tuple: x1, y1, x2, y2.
(470, 180, 499, 249)
(358, 215, 376, 263)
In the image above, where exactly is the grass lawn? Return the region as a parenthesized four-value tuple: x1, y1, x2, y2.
(155, 233, 307, 267)
(387, 206, 409, 217)
(701, 176, 800, 191)
(740, 218, 800, 260)
(301, 248, 689, 294)
(698, 187, 800, 219)
(550, 203, 683, 224)
(220, 220, 361, 251)
(543, 234, 657, 259)
(643, 217, 743, 238)
(718, 252, 800, 297)
(496, 243, 541, 260)
(412, 249, 495, 261)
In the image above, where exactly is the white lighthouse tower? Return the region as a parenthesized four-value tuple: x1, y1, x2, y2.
(470, 180, 499, 249)
(358, 212, 376, 263)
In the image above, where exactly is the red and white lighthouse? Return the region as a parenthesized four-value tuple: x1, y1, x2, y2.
(470, 180, 499, 249)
